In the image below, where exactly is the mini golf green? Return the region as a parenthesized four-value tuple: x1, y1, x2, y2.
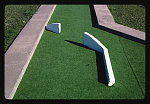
(13, 5, 145, 99)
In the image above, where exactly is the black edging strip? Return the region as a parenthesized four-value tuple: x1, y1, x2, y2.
(89, 4, 145, 45)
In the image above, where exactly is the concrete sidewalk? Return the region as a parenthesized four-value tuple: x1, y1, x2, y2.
(93, 5, 145, 44)
(5, 5, 56, 99)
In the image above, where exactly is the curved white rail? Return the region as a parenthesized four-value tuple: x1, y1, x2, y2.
(83, 32, 115, 86)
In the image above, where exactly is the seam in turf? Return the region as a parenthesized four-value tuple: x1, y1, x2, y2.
(119, 38, 145, 97)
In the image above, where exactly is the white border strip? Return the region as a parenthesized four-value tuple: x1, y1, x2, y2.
(83, 32, 115, 86)
(7, 5, 56, 99)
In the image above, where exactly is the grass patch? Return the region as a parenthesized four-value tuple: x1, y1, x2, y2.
(107, 5, 145, 32)
(5, 5, 40, 52)
(13, 5, 145, 99)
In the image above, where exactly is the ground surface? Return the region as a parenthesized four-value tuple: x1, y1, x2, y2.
(107, 5, 145, 32)
(5, 5, 40, 52)
(13, 5, 145, 99)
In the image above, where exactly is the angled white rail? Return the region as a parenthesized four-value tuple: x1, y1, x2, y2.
(83, 32, 115, 86)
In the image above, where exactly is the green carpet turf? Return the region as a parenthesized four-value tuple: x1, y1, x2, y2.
(13, 5, 145, 99)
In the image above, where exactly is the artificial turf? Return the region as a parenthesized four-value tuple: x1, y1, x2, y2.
(13, 5, 145, 99)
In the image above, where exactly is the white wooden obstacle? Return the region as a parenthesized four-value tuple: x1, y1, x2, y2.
(46, 23, 61, 34)
(83, 32, 115, 86)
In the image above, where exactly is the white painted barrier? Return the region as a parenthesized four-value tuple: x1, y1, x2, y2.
(83, 32, 115, 86)
(46, 23, 61, 34)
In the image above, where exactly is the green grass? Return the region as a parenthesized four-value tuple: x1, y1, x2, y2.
(5, 5, 40, 52)
(107, 5, 145, 32)
(13, 5, 145, 99)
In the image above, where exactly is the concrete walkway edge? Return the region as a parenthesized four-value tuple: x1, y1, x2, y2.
(5, 5, 56, 99)
(93, 5, 145, 43)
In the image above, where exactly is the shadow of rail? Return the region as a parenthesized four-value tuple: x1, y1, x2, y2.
(65, 40, 108, 85)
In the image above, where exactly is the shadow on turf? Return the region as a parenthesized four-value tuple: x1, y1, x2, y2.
(45, 26, 59, 34)
(65, 40, 108, 85)
(89, 4, 145, 44)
